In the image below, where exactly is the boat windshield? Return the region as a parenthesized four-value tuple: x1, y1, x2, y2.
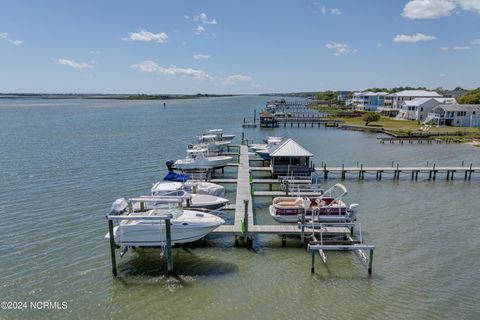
(150, 201, 184, 219)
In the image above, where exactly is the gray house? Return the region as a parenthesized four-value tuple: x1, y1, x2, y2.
(428, 104, 480, 127)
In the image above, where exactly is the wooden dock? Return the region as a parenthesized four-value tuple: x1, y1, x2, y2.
(212, 145, 343, 236)
(315, 164, 478, 180)
(213, 145, 253, 234)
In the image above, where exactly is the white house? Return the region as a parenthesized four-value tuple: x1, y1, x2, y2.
(352, 91, 388, 111)
(395, 97, 456, 122)
(381, 90, 442, 114)
(427, 104, 480, 127)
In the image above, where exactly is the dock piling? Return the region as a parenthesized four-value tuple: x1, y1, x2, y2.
(108, 219, 117, 276)
(368, 250, 374, 275)
(165, 219, 173, 273)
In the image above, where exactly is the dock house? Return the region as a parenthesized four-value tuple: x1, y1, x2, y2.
(269, 138, 315, 177)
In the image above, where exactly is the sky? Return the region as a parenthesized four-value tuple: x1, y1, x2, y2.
(0, 0, 479, 94)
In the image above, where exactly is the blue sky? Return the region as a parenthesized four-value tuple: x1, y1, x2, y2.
(0, 0, 479, 94)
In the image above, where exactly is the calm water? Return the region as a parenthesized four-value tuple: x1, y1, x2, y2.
(0, 96, 479, 320)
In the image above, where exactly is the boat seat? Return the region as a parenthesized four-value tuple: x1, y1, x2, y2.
(276, 198, 303, 207)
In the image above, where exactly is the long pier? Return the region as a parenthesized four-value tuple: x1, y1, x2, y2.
(316, 164, 478, 180)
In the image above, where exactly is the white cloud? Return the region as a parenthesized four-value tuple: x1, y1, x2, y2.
(402, 0, 480, 19)
(393, 33, 436, 43)
(193, 54, 210, 59)
(122, 30, 168, 43)
(402, 0, 456, 19)
(194, 25, 207, 35)
(313, 2, 342, 15)
(54, 58, 94, 69)
(325, 41, 357, 55)
(0, 32, 22, 45)
(471, 38, 480, 45)
(330, 8, 342, 15)
(194, 13, 217, 25)
(440, 45, 472, 50)
(184, 15, 189, 20)
(377, 43, 384, 47)
(130, 60, 212, 79)
(224, 74, 254, 85)
(458, 0, 480, 14)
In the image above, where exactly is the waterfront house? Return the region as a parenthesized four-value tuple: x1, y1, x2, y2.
(427, 104, 480, 127)
(395, 97, 456, 122)
(269, 138, 314, 177)
(381, 90, 442, 115)
(351, 92, 388, 111)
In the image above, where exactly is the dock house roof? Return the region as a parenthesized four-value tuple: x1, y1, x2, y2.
(269, 138, 313, 157)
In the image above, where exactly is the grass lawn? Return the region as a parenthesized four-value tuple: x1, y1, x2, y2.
(331, 115, 480, 138)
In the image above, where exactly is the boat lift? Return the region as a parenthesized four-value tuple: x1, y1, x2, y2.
(306, 221, 375, 275)
(105, 197, 185, 276)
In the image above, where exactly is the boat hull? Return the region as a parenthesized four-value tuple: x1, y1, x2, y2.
(107, 212, 225, 246)
(174, 156, 232, 170)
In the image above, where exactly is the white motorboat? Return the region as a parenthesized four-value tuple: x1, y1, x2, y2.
(249, 143, 267, 151)
(269, 183, 359, 223)
(105, 197, 224, 246)
(264, 136, 283, 144)
(152, 180, 225, 197)
(205, 129, 235, 141)
(255, 137, 284, 160)
(150, 189, 229, 210)
(174, 150, 232, 170)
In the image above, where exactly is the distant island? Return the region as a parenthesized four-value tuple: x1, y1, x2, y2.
(0, 93, 237, 100)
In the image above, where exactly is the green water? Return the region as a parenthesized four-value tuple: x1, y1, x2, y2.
(0, 96, 479, 319)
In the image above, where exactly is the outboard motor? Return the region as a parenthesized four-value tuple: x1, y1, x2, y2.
(348, 203, 359, 221)
(166, 160, 175, 171)
(109, 198, 129, 215)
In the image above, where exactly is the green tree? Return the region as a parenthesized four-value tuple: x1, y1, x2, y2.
(363, 112, 381, 126)
(458, 88, 480, 104)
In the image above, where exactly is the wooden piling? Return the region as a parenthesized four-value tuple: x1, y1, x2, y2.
(311, 249, 315, 273)
(368, 250, 374, 275)
(165, 218, 173, 273)
(108, 219, 117, 276)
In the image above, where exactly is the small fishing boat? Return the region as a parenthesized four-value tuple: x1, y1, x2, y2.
(161, 163, 226, 196)
(174, 150, 232, 170)
(150, 189, 229, 210)
(205, 129, 236, 142)
(269, 183, 359, 223)
(198, 129, 235, 146)
(254, 136, 284, 160)
(249, 143, 267, 152)
(106, 197, 224, 246)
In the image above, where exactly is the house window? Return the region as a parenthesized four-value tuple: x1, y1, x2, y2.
(420, 107, 423, 112)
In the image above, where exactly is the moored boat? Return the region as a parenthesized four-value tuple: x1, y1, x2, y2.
(105, 197, 224, 246)
(269, 183, 359, 223)
(174, 150, 232, 170)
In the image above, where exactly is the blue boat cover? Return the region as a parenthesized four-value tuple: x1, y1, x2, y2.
(163, 171, 191, 182)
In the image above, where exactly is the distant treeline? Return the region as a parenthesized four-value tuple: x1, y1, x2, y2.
(0, 93, 236, 100)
